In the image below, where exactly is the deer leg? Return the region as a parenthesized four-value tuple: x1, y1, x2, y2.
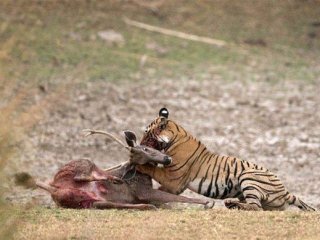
(93, 201, 157, 210)
(137, 189, 214, 209)
(36, 181, 57, 194)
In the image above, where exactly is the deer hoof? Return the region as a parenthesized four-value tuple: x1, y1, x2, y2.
(204, 200, 215, 209)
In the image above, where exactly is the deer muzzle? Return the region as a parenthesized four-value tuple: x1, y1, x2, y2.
(163, 156, 172, 165)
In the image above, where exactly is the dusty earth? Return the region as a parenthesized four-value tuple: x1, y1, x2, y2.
(5, 78, 320, 209)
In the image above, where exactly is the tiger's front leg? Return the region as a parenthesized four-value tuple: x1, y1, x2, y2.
(136, 165, 186, 194)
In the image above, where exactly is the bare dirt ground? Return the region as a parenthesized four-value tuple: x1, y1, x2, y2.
(5, 78, 320, 209)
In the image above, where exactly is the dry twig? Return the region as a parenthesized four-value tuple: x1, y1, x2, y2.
(123, 17, 226, 47)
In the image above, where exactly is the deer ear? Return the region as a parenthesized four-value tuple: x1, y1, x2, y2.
(159, 107, 169, 118)
(124, 130, 137, 147)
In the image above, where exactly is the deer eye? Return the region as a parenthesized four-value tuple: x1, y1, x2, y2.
(143, 147, 148, 151)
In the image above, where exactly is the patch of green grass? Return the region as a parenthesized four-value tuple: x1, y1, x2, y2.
(1, 0, 319, 86)
(15, 207, 320, 240)
(0, 206, 21, 240)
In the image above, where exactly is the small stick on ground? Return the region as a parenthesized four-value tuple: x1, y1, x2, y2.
(123, 17, 227, 47)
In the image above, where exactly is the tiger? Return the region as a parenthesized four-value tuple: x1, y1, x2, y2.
(136, 107, 316, 211)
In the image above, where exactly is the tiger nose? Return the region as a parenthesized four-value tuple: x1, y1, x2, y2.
(163, 156, 172, 165)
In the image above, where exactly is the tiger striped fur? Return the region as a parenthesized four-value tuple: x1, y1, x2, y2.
(136, 108, 315, 211)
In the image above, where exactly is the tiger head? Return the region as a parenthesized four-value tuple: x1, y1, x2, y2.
(141, 108, 183, 151)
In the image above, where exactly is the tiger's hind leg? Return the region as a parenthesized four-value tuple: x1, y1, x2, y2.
(224, 197, 262, 211)
(240, 186, 264, 210)
(224, 198, 242, 209)
(228, 170, 269, 211)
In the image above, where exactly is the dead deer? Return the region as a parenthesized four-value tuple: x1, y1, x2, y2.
(36, 130, 213, 210)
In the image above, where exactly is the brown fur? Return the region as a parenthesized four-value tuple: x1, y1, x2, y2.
(37, 159, 212, 209)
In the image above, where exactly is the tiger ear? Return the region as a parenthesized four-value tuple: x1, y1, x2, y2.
(159, 117, 168, 129)
(159, 107, 169, 118)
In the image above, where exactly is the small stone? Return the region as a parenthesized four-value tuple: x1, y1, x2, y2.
(97, 30, 125, 46)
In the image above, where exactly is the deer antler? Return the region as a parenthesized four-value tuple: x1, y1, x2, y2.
(82, 129, 130, 150)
